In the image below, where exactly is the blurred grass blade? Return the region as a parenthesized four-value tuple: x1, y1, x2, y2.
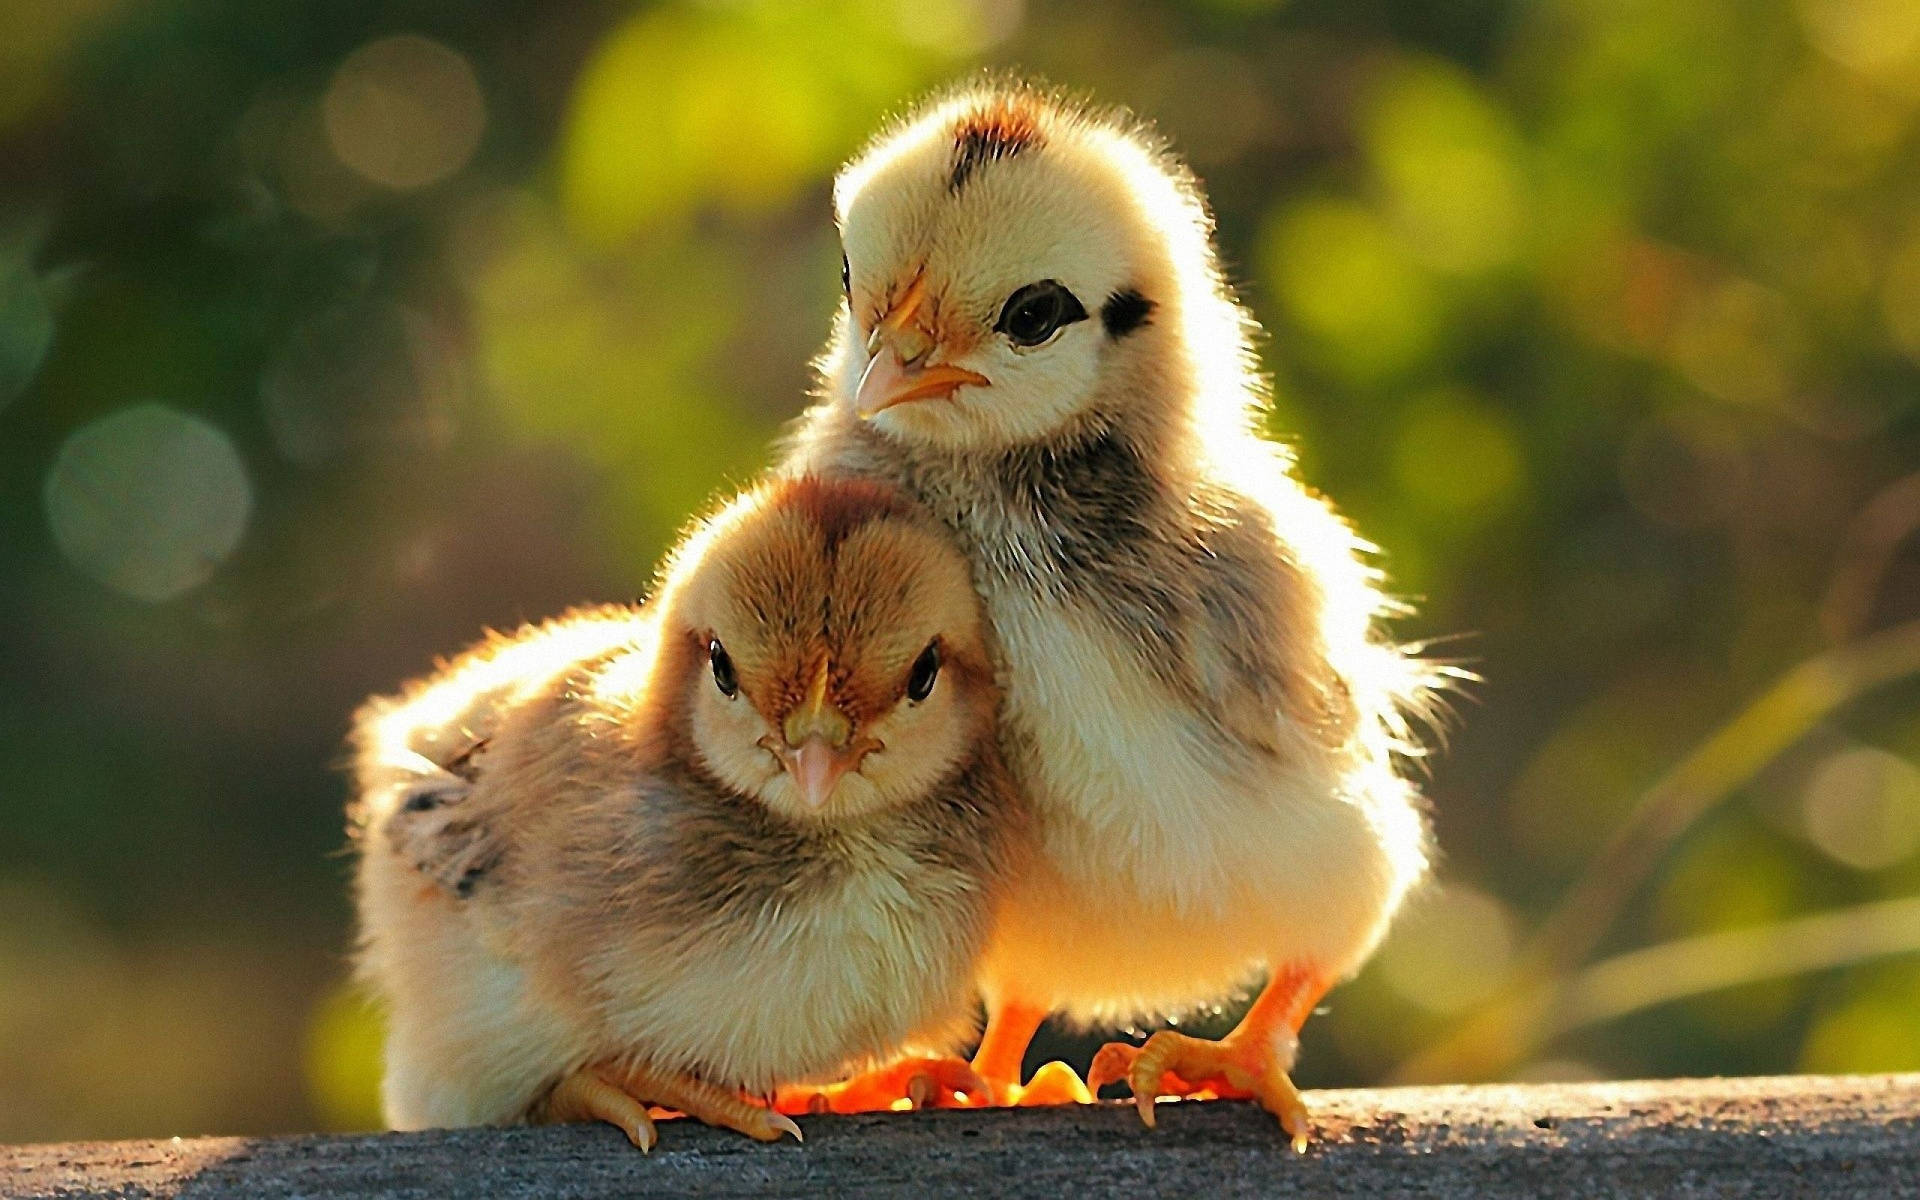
(1547, 895, 1920, 1042)
(1395, 617, 1920, 1083)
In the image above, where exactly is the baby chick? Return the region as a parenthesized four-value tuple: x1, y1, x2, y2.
(784, 82, 1439, 1145)
(350, 476, 1021, 1149)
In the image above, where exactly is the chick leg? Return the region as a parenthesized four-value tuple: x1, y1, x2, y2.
(1087, 963, 1329, 1151)
(536, 1067, 659, 1152)
(969, 1002, 1092, 1106)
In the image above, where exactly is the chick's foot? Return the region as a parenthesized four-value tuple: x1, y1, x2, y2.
(1088, 1030, 1308, 1149)
(536, 1067, 659, 1152)
(787, 1055, 990, 1113)
(541, 1061, 802, 1149)
(1087, 964, 1328, 1151)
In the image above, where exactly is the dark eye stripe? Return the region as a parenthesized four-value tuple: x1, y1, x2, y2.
(1101, 289, 1154, 338)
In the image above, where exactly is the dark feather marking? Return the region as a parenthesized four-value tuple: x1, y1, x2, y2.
(949, 102, 1043, 193)
(384, 796, 504, 899)
(596, 748, 1015, 949)
(825, 419, 1285, 746)
(1101, 289, 1155, 338)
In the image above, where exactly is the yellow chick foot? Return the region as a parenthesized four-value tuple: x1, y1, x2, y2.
(536, 1067, 659, 1152)
(1007, 1060, 1093, 1106)
(541, 1062, 801, 1150)
(1088, 1032, 1310, 1152)
(788, 1055, 991, 1113)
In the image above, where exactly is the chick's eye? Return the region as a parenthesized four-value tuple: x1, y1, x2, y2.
(995, 280, 1087, 347)
(906, 641, 940, 703)
(708, 639, 738, 698)
(840, 253, 850, 297)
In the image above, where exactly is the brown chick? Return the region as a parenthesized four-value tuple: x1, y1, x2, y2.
(783, 81, 1442, 1145)
(349, 476, 1021, 1149)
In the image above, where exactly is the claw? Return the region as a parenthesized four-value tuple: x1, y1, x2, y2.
(576, 1060, 803, 1145)
(1097, 1027, 1313, 1144)
(769, 1110, 804, 1143)
(536, 1067, 659, 1153)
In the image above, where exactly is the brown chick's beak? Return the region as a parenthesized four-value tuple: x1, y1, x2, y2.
(776, 659, 861, 810)
(787, 736, 858, 811)
(855, 274, 989, 417)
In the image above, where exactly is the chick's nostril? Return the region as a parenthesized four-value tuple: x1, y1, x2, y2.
(783, 705, 852, 749)
(781, 657, 853, 748)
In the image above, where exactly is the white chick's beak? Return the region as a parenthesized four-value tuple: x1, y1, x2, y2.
(777, 659, 862, 810)
(855, 273, 990, 418)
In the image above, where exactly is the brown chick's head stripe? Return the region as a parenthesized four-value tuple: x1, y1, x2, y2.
(771, 475, 913, 550)
(948, 95, 1044, 193)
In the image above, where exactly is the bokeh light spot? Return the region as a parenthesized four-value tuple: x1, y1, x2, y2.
(1361, 58, 1530, 275)
(462, 193, 768, 567)
(1799, 982, 1920, 1073)
(1374, 883, 1516, 1014)
(1261, 197, 1442, 383)
(1802, 746, 1920, 871)
(1390, 388, 1525, 519)
(892, 0, 1024, 55)
(1667, 279, 1804, 407)
(303, 982, 386, 1131)
(0, 0, 117, 131)
(1655, 822, 1805, 938)
(323, 35, 485, 191)
(560, 2, 945, 244)
(1796, 0, 1920, 79)
(44, 404, 252, 603)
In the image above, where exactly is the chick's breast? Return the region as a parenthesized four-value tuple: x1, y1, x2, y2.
(511, 750, 1011, 1098)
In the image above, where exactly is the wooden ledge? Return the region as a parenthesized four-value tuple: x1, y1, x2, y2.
(4, 1074, 1916, 1198)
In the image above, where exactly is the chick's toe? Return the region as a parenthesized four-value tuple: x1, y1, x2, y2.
(785, 1055, 990, 1114)
(611, 1061, 803, 1145)
(536, 1067, 658, 1153)
(1090, 964, 1327, 1151)
(1009, 1059, 1093, 1106)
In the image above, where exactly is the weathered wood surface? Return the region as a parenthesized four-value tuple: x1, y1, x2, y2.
(4, 1074, 1915, 1199)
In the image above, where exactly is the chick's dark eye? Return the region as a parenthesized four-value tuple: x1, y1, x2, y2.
(840, 253, 850, 297)
(708, 639, 738, 698)
(906, 641, 940, 703)
(995, 280, 1087, 347)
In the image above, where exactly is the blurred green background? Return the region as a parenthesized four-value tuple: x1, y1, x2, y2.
(4, 0, 1919, 1144)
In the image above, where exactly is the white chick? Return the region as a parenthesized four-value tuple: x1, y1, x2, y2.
(783, 81, 1440, 1146)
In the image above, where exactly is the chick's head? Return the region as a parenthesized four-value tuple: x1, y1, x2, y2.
(823, 80, 1250, 452)
(666, 477, 996, 824)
